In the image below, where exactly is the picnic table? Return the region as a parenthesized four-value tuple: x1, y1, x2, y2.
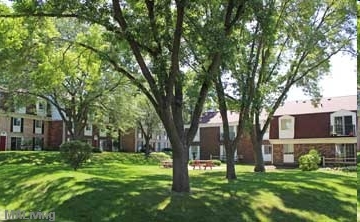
(161, 160, 173, 168)
(191, 160, 214, 170)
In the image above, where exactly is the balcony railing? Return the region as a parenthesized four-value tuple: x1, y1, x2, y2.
(330, 124, 356, 136)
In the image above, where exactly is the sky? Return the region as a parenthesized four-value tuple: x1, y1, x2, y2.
(286, 53, 357, 101)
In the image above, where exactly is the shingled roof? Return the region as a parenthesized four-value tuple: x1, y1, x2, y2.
(198, 95, 357, 125)
(273, 95, 357, 116)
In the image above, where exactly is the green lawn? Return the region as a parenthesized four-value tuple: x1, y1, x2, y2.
(0, 151, 356, 222)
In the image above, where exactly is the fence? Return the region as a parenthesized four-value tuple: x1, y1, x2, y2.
(322, 157, 356, 167)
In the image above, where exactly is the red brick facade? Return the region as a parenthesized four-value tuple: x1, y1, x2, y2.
(199, 127, 220, 159)
(121, 130, 136, 152)
(272, 143, 336, 164)
(48, 120, 64, 149)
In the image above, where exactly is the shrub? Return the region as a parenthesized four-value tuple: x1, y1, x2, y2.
(161, 148, 172, 152)
(60, 140, 92, 170)
(298, 149, 321, 171)
(211, 160, 221, 166)
(149, 152, 172, 162)
(92, 148, 102, 153)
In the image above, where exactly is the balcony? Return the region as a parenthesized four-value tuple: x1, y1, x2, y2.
(220, 132, 235, 141)
(330, 124, 356, 136)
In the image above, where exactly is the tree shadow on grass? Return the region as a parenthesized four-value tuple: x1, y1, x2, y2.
(0, 165, 356, 222)
(191, 170, 356, 222)
(0, 151, 62, 165)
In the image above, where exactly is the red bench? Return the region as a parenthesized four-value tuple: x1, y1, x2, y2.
(191, 160, 214, 170)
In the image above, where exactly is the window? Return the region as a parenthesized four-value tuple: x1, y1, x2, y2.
(84, 124, 93, 136)
(330, 111, 356, 136)
(283, 144, 294, 154)
(220, 126, 236, 140)
(99, 139, 107, 151)
(37, 101, 46, 116)
(219, 145, 238, 161)
(334, 116, 353, 135)
(11, 117, 23, 133)
(278, 116, 295, 139)
(335, 144, 355, 159)
(13, 118, 21, 126)
(10, 137, 22, 150)
(35, 120, 42, 128)
(34, 120, 43, 134)
(137, 141, 144, 152)
(33, 137, 43, 150)
(189, 146, 200, 160)
(280, 119, 292, 130)
(263, 145, 272, 155)
(137, 130, 143, 139)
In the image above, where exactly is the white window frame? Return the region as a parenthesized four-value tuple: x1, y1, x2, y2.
(34, 120, 43, 134)
(220, 125, 237, 140)
(335, 144, 355, 159)
(10, 136, 23, 150)
(330, 110, 356, 136)
(220, 145, 237, 161)
(12, 117, 22, 133)
(84, 123, 93, 136)
(189, 145, 200, 160)
(36, 101, 46, 116)
(278, 115, 295, 139)
(283, 144, 294, 163)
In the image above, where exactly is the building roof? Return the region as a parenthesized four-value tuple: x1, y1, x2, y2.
(273, 95, 357, 116)
(198, 95, 357, 125)
(199, 111, 240, 125)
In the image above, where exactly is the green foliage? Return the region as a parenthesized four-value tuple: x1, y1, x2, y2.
(298, 149, 321, 171)
(92, 148, 102, 153)
(60, 141, 93, 171)
(0, 151, 62, 165)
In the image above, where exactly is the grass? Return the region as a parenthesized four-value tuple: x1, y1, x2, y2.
(0, 151, 356, 222)
(357, 152, 360, 221)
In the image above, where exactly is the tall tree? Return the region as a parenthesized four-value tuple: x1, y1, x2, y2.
(220, 0, 355, 172)
(0, 16, 137, 140)
(0, 0, 249, 192)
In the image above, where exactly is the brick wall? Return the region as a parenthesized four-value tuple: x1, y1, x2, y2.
(121, 129, 136, 152)
(48, 120, 64, 149)
(238, 133, 254, 163)
(273, 143, 336, 165)
(200, 127, 220, 160)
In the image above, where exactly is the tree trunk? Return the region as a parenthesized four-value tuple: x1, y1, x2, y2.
(252, 130, 265, 172)
(145, 136, 150, 158)
(171, 142, 190, 192)
(225, 142, 237, 179)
